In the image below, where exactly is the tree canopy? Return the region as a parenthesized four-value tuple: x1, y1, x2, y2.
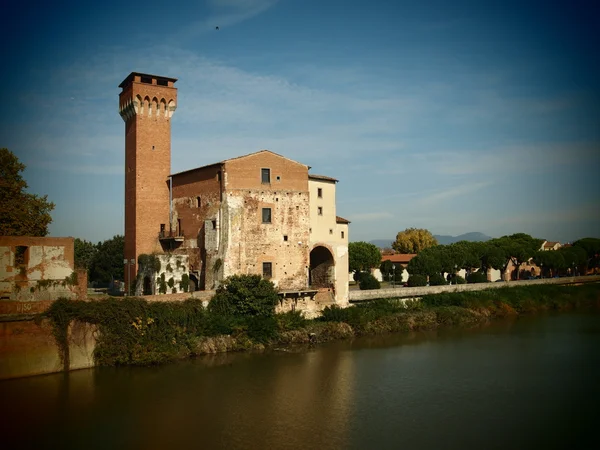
(392, 228, 438, 254)
(89, 235, 124, 284)
(349, 241, 381, 273)
(0, 148, 55, 236)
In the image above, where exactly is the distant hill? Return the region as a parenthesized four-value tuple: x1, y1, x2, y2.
(369, 232, 491, 249)
(434, 232, 492, 245)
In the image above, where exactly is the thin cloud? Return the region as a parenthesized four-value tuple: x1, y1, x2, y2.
(173, 0, 280, 41)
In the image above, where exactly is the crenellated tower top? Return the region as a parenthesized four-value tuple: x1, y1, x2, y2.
(118, 72, 177, 122)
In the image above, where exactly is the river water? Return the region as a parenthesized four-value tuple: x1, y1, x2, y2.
(1, 313, 598, 449)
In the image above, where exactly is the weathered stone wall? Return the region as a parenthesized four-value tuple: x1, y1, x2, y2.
(0, 237, 86, 307)
(221, 190, 310, 290)
(0, 318, 96, 381)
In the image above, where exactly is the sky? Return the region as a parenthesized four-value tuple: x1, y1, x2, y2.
(2, 0, 599, 245)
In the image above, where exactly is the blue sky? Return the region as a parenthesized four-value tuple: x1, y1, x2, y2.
(2, 0, 599, 244)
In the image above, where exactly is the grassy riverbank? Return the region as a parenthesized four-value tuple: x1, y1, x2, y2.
(46, 283, 600, 367)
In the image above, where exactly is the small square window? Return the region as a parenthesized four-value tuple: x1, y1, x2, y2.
(317, 188, 322, 198)
(262, 208, 272, 223)
(276, 176, 281, 181)
(329, 229, 333, 234)
(283, 235, 288, 241)
(318, 207, 323, 216)
(263, 262, 272, 279)
(261, 168, 271, 184)
(341, 231, 345, 239)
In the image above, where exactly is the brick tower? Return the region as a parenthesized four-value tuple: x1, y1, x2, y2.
(118, 72, 177, 288)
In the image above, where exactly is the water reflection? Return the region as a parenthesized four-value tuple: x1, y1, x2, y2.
(1, 313, 598, 450)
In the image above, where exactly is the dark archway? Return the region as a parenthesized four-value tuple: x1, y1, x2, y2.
(310, 246, 335, 288)
(189, 273, 198, 293)
(143, 276, 153, 295)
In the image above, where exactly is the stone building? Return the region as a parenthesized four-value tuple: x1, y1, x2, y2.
(118, 72, 350, 306)
(0, 236, 87, 315)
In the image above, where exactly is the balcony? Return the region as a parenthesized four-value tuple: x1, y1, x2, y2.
(158, 229, 184, 242)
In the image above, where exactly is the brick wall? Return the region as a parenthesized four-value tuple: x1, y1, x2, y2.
(120, 73, 177, 286)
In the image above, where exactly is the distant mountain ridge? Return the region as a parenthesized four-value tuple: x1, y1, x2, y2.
(370, 232, 492, 249)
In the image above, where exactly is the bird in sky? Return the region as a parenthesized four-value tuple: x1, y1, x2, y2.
(215, 26, 219, 30)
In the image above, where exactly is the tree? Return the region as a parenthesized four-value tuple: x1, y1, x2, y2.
(0, 148, 55, 236)
(488, 233, 543, 280)
(208, 274, 279, 317)
(89, 235, 124, 284)
(392, 228, 438, 254)
(573, 238, 600, 273)
(380, 260, 403, 283)
(406, 248, 442, 276)
(74, 238, 97, 271)
(348, 241, 381, 274)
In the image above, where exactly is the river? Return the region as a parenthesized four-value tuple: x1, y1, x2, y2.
(1, 313, 598, 449)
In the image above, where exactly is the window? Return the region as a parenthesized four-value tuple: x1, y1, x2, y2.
(329, 229, 333, 234)
(196, 196, 201, 208)
(318, 207, 323, 216)
(341, 231, 345, 239)
(283, 235, 288, 242)
(141, 76, 152, 84)
(317, 188, 322, 198)
(276, 176, 281, 181)
(263, 262, 272, 279)
(157, 78, 168, 86)
(262, 208, 272, 223)
(212, 220, 217, 230)
(177, 219, 182, 235)
(15, 246, 27, 266)
(261, 168, 271, 184)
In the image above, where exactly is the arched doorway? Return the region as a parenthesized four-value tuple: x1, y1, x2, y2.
(143, 276, 153, 295)
(189, 274, 198, 292)
(310, 246, 335, 288)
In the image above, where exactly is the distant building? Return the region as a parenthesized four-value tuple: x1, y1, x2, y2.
(540, 241, 562, 251)
(118, 72, 349, 307)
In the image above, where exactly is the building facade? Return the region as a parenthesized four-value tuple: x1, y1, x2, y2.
(119, 72, 349, 306)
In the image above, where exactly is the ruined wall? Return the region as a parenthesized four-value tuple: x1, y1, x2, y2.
(0, 237, 85, 308)
(0, 318, 96, 380)
(154, 254, 190, 295)
(171, 164, 223, 279)
(220, 190, 310, 290)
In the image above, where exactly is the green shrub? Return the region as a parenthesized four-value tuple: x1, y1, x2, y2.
(466, 271, 488, 284)
(453, 275, 466, 284)
(359, 273, 381, 290)
(407, 274, 428, 287)
(246, 316, 279, 343)
(429, 273, 447, 286)
(208, 274, 279, 317)
(276, 310, 308, 331)
(179, 274, 189, 293)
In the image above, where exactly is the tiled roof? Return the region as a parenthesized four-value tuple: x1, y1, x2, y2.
(336, 216, 350, 224)
(309, 174, 338, 182)
(381, 254, 416, 264)
(171, 149, 308, 177)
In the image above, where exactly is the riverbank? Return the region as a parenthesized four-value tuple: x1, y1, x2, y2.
(39, 283, 600, 371)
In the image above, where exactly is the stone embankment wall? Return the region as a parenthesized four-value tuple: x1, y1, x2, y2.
(349, 275, 600, 302)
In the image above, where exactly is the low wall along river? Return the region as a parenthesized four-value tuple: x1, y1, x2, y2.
(0, 276, 598, 380)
